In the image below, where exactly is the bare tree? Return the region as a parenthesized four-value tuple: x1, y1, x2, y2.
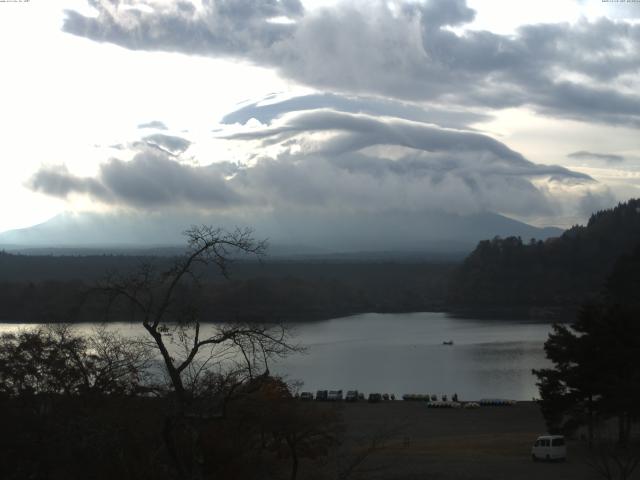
(98, 226, 300, 404)
(0, 324, 153, 396)
(95, 226, 306, 479)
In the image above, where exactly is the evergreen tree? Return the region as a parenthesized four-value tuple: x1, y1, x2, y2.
(533, 246, 640, 446)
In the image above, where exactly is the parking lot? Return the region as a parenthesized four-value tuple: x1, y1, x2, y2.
(317, 401, 599, 480)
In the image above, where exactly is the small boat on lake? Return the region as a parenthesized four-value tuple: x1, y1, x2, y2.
(442, 340, 454, 346)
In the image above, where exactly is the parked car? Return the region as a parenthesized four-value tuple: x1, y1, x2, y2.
(531, 435, 566, 462)
(299, 392, 314, 401)
(479, 398, 516, 406)
(345, 390, 359, 402)
(427, 401, 460, 409)
(316, 390, 328, 401)
(368, 393, 382, 403)
(328, 390, 343, 401)
(403, 394, 429, 401)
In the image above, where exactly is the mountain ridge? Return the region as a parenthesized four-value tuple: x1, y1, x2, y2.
(0, 210, 564, 256)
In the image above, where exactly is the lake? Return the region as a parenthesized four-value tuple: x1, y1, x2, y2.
(0, 312, 555, 400)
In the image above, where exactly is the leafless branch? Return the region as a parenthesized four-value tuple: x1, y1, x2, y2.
(94, 225, 295, 406)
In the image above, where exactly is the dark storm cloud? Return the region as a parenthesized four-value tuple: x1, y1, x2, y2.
(568, 150, 626, 163)
(222, 93, 490, 128)
(64, 0, 640, 127)
(137, 120, 168, 130)
(29, 151, 242, 208)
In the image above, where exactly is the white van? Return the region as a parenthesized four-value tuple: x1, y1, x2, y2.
(531, 435, 566, 461)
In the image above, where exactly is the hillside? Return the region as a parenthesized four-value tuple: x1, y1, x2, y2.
(0, 209, 562, 255)
(448, 199, 640, 310)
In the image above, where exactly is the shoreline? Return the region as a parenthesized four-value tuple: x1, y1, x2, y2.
(0, 305, 574, 325)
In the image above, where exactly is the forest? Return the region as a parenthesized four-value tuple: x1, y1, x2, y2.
(2, 199, 640, 323)
(448, 199, 640, 311)
(0, 253, 453, 323)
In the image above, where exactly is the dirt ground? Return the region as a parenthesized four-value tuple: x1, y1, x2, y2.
(318, 401, 606, 480)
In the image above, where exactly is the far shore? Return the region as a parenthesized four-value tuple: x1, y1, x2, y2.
(0, 304, 576, 325)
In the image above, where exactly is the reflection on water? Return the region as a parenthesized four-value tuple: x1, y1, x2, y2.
(274, 312, 553, 400)
(0, 312, 554, 400)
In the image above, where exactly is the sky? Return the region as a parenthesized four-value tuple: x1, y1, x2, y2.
(1, 0, 639, 239)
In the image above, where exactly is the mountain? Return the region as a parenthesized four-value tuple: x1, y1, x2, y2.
(448, 198, 640, 309)
(0, 210, 563, 256)
(0, 208, 567, 324)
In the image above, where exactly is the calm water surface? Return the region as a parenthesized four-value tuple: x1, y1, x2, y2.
(0, 312, 554, 400)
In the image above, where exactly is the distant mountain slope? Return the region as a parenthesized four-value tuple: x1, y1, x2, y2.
(0, 210, 563, 255)
(448, 199, 640, 308)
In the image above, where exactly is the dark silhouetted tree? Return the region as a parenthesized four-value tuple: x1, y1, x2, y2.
(0, 324, 152, 397)
(98, 226, 303, 479)
(99, 226, 299, 404)
(450, 199, 640, 308)
(534, 245, 640, 447)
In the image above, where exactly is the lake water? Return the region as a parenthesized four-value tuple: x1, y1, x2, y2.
(0, 312, 554, 400)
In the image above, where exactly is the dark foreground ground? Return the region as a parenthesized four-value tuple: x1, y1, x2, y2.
(0, 394, 624, 479)
(322, 401, 598, 480)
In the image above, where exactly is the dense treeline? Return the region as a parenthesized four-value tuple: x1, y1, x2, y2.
(533, 245, 640, 456)
(0, 256, 454, 323)
(0, 252, 166, 282)
(448, 199, 640, 309)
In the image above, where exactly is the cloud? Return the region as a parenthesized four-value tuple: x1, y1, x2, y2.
(226, 109, 589, 181)
(64, 0, 304, 57)
(29, 107, 599, 221)
(226, 150, 559, 218)
(577, 188, 618, 217)
(137, 120, 168, 130)
(568, 150, 625, 163)
(29, 149, 243, 209)
(578, 0, 640, 20)
(141, 133, 191, 155)
(222, 109, 594, 218)
(63, 0, 640, 127)
(29, 165, 110, 199)
(222, 93, 491, 128)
